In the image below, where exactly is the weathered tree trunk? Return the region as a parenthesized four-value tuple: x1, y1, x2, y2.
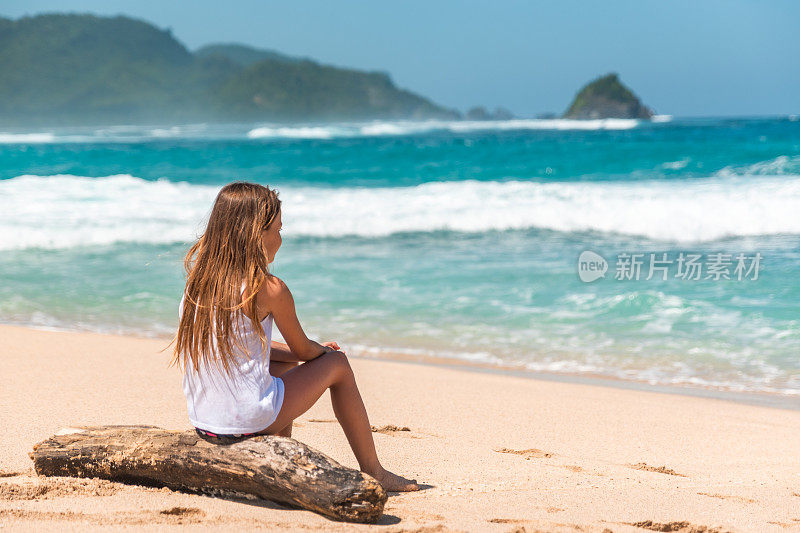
(31, 425, 386, 524)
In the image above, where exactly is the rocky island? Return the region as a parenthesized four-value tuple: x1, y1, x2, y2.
(563, 73, 654, 119)
(465, 106, 514, 121)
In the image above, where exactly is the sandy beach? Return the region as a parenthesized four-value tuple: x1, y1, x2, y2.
(1, 323, 798, 532)
(2, 3, 799, 531)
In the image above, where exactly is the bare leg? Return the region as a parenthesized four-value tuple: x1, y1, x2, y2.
(260, 351, 418, 492)
(268, 360, 298, 437)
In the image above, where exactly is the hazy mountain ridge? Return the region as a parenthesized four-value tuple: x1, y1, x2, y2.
(0, 13, 459, 125)
(195, 43, 301, 67)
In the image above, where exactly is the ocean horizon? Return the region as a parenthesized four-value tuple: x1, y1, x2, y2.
(1, 116, 798, 397)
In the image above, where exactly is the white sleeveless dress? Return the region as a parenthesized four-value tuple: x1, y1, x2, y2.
(178, 296, 285, 434)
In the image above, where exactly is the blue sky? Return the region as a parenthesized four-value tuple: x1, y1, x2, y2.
(3, 1, 798, 117)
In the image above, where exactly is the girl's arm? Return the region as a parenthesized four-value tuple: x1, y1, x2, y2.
(261, 276, 333, 362)
(270, 339, 343, 362)
(268, 340, 299, 362)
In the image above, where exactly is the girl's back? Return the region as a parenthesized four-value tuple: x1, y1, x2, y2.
(179, 295, 285, 434)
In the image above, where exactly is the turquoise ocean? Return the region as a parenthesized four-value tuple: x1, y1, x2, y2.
(1, 116, 798, 396)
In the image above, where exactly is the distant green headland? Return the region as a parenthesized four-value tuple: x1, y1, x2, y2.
(0, 13, 459, 125)
(563, 73, 654, 119)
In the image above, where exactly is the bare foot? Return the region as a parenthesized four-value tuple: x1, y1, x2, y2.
(368, 467, 419, 492)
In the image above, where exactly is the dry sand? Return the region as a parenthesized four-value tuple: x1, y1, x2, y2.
(1, 324, 798, 532)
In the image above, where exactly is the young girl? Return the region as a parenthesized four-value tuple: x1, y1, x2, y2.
(172, 181, 418, 492)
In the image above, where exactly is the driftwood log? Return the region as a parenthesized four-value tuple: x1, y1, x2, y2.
(31, 425, 386, 523)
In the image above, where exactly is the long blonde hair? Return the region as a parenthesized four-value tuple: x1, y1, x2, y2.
(171, 181, 281, 376)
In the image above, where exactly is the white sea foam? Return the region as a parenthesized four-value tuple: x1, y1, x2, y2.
(717, 154, 800, 177)
(445, 118, 640, 132)
(246, 126, 339, 139)
(149, 124, 209, 138)
(2, 172, 800, 250)
(661, 158, 690, 170)
(0, 132, 57, 143)
(245, 118, 641, 139)
(0, 118, 645, 145)
(0, 175, 215, 250)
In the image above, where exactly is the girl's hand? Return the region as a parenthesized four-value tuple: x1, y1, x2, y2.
(322, 341, 344, 354)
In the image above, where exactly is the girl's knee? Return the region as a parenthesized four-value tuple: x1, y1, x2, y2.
(323, 350, 352, 377)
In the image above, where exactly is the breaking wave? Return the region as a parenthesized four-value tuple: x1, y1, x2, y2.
(2, 172, 800, 249)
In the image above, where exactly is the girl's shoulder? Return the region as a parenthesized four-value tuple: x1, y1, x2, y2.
(261, 273, 288, 294)
(257, 274, 292, 312)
